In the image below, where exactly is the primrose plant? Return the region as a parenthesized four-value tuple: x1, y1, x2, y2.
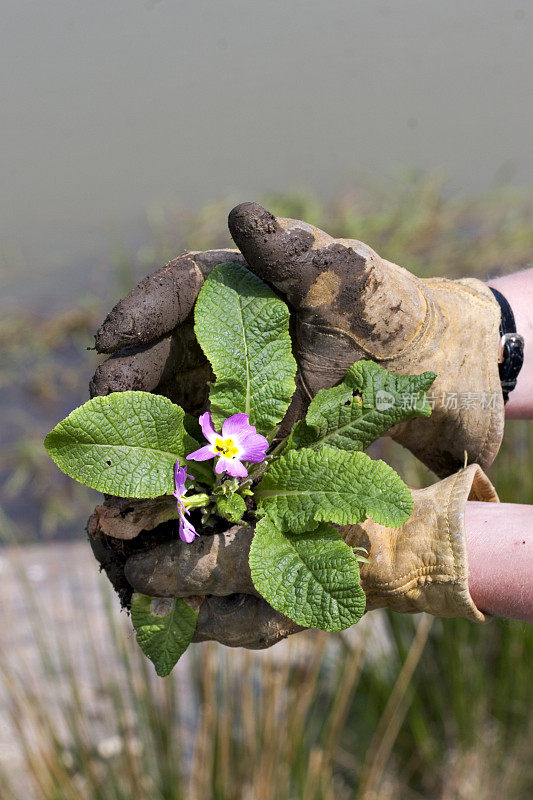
(45, 262, 435, 676)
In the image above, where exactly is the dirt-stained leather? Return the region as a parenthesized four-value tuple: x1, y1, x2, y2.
(344, 464, 499, 622)
(227, 203, 504, 478)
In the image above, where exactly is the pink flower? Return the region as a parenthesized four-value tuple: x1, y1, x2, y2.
(173, 462, 198, 543)
(187, 413, 268, 478)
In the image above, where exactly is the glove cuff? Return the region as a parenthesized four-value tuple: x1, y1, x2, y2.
(346, 464, 499, 622)
(426, 463, 498, 622)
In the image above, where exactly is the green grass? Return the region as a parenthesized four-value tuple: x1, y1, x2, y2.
(1, 174, 532, 797)
(0, 561, 530, 800)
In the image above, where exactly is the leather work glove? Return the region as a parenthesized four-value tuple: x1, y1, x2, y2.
(226, 203, 505, 479)
(103, 463, 498, 649)
(91, 206, 505, 478)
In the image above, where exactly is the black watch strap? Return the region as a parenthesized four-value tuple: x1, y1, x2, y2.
(489, 287, 525, 403)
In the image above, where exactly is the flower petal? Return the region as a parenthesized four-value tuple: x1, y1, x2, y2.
(217, 457, 248, 478)
(199, 412, 218, 444)
(215, 456, 230, 475)
(221, 413, 255, 439)
(239, 432, 269, 463)
(187, 444, 216, 461)
(173, 461, 189, 497)
(179, 514, 198, 543)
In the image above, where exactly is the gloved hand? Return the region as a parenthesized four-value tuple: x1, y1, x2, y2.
(88, 246, 305, 646)
(107, 463, 498, 649)
(91, 207, 504, 476)
(226, 203, 505, 478)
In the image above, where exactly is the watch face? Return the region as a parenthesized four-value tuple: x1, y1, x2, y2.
(489, 287, 525, 401)
(499, 334, 525, 402)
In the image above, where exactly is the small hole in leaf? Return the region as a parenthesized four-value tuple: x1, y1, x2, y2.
(106, 460, 112, 466)
(344, 400, 351, 407)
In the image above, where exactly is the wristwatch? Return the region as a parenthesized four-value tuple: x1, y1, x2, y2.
(489, 287, 525, 403)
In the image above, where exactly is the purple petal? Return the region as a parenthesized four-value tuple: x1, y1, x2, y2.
(217, 456, 248, 478)
(187, 444, 216, 461)
(173, 461, 189, 497)
(214, 456, 230, 475)
(179, 513, 198, 543)
(239, 433, 269, 463)
(221, 413, 255, 439)
(199, 412, 218, 444)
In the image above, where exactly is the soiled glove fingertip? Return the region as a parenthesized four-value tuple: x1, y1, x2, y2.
(228, 202, 278, 239)
(192, 594, 304, 649)
(95, 309, 137, 353)
(90, 337, 173, 398)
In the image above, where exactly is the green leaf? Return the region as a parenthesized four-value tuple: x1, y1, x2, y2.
(215, 493, 247, 523)
(288, 361, 436, 453)
(44, 391, 190, 498)
(249, 516, 366, 631)
(254, 446, 412, 531)
(194, 262, 297, 436)
(130, 594, 198, 677)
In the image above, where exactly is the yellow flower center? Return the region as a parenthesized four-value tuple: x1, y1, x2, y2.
(214, 437, 239, 458)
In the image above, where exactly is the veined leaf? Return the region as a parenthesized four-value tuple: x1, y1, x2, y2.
(215, 493, 247, 523)
(130, 594, 198, 677)
(288, 360, 436, 453)
(44, 391, 191, 498)
(249, 516, 366, 631)
(255, 446, 412, 531)
(194, 262, 297, 436)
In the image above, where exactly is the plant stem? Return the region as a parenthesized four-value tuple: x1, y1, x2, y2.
(182, 493, 211, 510)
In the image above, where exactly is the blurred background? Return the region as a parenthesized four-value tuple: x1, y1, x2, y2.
(1, 2, 532, 798)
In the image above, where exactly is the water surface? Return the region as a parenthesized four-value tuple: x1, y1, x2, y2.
(1, 0, 532, 298)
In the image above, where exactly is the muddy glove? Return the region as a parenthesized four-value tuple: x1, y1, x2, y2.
(89, 246, 305, 646)
(92, 212, 504, 476)
(227, 203, 505, 478)
(114, 464, 498, 649)
(90, 248, 248, 408)
(88, 247, 270, 645)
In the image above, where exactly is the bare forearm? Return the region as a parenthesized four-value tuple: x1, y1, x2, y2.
(465, 501, 533, 622)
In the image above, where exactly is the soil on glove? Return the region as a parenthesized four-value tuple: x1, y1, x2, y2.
(87, 508, 248, 610)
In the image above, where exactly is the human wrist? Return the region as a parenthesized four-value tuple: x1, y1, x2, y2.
(465, 501, 533, 622)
